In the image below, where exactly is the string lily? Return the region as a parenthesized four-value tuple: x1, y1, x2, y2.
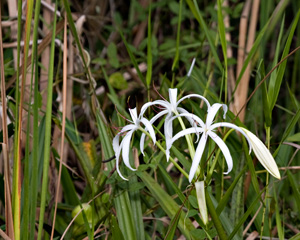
(112, 107, 156, 180)
(168, 103, 253, 182)
(139, 88, 211, 161)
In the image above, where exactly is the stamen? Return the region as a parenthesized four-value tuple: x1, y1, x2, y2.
(115, 105, 131, 123)
(153, 82, 167, 101)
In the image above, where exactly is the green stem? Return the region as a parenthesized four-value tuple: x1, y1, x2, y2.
(37, 2, 57, 239)
(140, 129, 189, 180)
(260, 126, 271, 239)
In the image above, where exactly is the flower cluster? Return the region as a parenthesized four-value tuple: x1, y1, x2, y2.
(112, 88, 281, 181)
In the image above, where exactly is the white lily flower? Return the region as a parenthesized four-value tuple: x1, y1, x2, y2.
(168, 103, 252, 182)
(139, 88, 211, 161)
(240, 128, 281, 179)
(113, 107, 156, 180)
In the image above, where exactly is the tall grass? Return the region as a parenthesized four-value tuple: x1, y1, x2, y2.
(0, 0, 300, 239)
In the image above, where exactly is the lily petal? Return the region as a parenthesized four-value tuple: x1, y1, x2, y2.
(169, 88, 178, 111)
(121, 130, 137, 171)
(140, 110, 168, 155)
(240, 128, 281, 179)
(177, 94, 211, 110)
(189, 134, 208, 182)
(206, 103, 225, 127)
(208, 131, 233, 174)
(210, 122, 252, 153)
(168, 112, 206, 128)
(140, 100, 170, 116)
(129, 108, 138, 123)
(171, 127, 204, 145)
(115, 139, 128, 181)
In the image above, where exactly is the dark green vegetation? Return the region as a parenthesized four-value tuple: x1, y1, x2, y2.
(0, 0, 300, 239)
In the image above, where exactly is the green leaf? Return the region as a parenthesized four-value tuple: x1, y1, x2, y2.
(268, 9, 300, 110)
(287, 171, 300, 212)
(109, 72, 128, 90)
(217, 0, 228, 102)
(108, 42, 120, 68)
(138, 171, 195, 239)
(111, 215, 125, 240)
(274, 187, 284, 240)
(185, 0, 223, 72)
(95, 113, 137, 240)
(286, 133, 300, 142)
(228, 187, 266, 240)
(146, 5, 152, 87)
(171, 0, 182, 72)
(119, 30, 146, 86)
(164, 208, 181, 240)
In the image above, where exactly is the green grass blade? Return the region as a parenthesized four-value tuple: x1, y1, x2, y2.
(95, 113, 137, 240)
(217, 0, 228, 103)
(268, 9, 300, 110)
(119, 30, 146, 86)
(171, 0, 182, 73)
(165, 208, 181, 240)
(129, 175, 145, 240)
(146, 4, 153, 88)
(185, 0, 223, 72)
(138, 171, 195, 239)
(205, 189, 228, 240)
(286, 170, 300, 212)
(274, 187, 284, 240)
(37, 2, 57, 238)
(228, 187, 266, 240)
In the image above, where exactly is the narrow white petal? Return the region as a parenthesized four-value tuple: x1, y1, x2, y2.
(208, 131, 233, 174)
(171, 127, 204, 145)
(140, 110, 169, 155)
(164, 114, 174, 141)
(177, 107, 204, 127)
(168, 112, 205, 129)
(222, 104, 228, 119)
(210, 122, 252, 153)
(187, 58, 196, 77)
(115, 140, 128, 180)
(189, 134, 208, 182)
(140, 100, 170, 116)
(164, 116, 173, 161)
(166, 148, 170, 162)
(121, 130, 137, 171)
(140, 117, 156, 144)
(206, 103, 224, 127)
(240, 128, 281, 179)
(129, 108, 138, 123)
(120, 124, 136, 133)
(112, 134, 120, 154)
(169, 88, 178, 110)
(149, 110, 169, 124)
(176, 94, 211, 109)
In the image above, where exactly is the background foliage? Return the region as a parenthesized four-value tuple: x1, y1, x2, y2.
(0, 0, 300, 239)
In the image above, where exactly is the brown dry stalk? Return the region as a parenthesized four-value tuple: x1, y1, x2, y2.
(41, 0, 52, 109)
(50, 14, 68, 240)
(223, 0, 235, 100)
(0, 8, 15, 238)
(5, 20, 64, 91)
(234, 0, 260, 122)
